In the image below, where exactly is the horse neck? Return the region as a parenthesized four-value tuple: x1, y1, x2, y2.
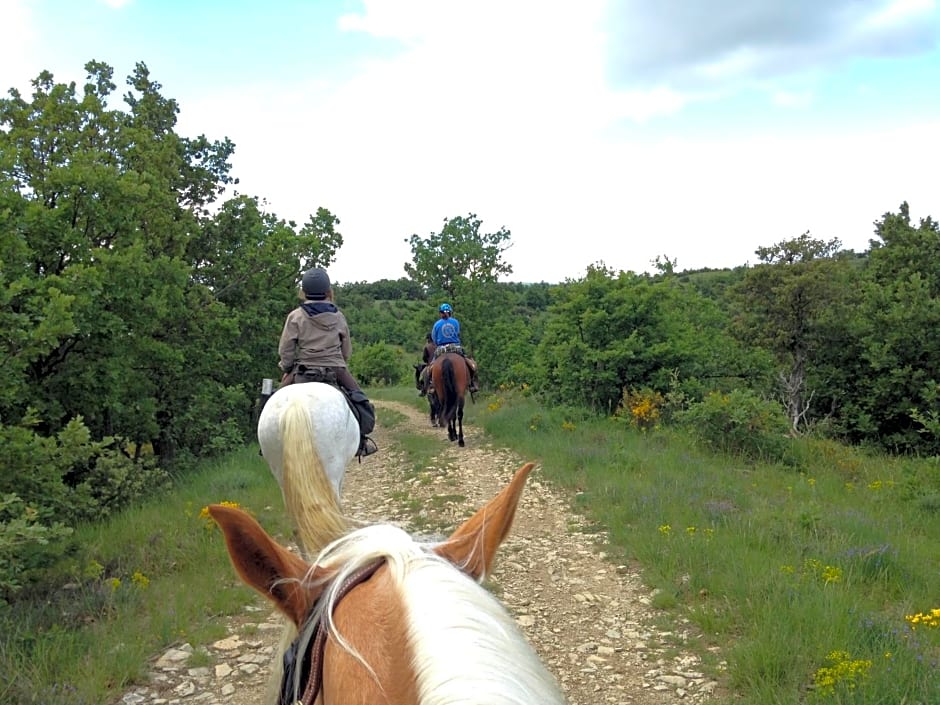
(315, 526, 564, 704)
(323, 565, 420, 704)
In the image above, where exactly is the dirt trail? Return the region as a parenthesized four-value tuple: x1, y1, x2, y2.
(120, 400, 723, 705)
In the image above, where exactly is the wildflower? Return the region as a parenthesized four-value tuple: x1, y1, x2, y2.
(868, 480, 883, 490)
(131, 571, 150, 589)
(685, 526, 696, 536)
(812, 651, 872, 696)
(561, 420, 576, 432)
(821, 565, 843, 584)
(200, 500, 240, 528)
(658, 524, 671, 536)
(109, 577, 122, 592)
(905, 608, 940, 630)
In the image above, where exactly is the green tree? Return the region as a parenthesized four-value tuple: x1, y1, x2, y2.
(852, 203, 940, 453)
(729, 233, 857, 433)
(405, 214, 514, 386)
(404, 213, 513, 302)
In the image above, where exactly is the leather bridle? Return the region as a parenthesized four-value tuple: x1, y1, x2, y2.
(279, 558, 386, 705)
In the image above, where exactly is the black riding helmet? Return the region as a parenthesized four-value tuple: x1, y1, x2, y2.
(301, 267, 331, 300)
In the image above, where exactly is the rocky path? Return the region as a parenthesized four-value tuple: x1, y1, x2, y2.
(119, 400, 724, 705)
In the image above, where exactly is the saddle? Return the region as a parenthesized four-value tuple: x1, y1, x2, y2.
(433, 343, 465, 358)
(291, 366, 375, 436)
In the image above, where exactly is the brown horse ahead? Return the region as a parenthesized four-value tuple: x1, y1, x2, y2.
(430, 352, 469, 446)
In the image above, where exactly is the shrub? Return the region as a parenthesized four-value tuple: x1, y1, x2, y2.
(615, 388, 664, 431)
(351, 342, 407, 386)
(677, 388, 792, 462)
(0, 494, 73, 604)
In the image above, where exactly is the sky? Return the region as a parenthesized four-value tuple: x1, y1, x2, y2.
(2, 0, 939, 284)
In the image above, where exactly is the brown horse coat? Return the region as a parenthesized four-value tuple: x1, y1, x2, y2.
(429, 352, 469, 446)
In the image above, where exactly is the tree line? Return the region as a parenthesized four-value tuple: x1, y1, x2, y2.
(1, 61, 937, 603)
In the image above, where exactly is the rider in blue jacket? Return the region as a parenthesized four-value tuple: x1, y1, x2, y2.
(429, 303, 478, 392)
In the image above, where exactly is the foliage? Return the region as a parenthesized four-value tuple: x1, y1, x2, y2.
(848, 203, 940, 453)
(0, 60, 347, 585)
(0, 494, 72, 603)
(730, 233, 859, 434)
(614, 388, 664, 431)
(0, 414, 169, 597)
(350, 342, 408, 386)
(0, 445, 290, 705)
(676, 388, 792, 462)
(535, 264, 771, 413)
(404, 213, 513, 301)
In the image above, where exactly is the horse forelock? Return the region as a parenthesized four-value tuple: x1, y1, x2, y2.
(307, 524, 564, 704)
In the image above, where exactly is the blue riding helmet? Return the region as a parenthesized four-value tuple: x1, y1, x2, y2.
(439, 303, 452, 313)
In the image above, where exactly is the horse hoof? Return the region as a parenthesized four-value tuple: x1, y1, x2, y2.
(458, 440, 465, 447)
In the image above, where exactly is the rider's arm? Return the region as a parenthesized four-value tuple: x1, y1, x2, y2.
(277, 312, 298, 371)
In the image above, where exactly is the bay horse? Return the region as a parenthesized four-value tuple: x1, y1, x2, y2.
(413, 362, 442, 427)
(208, 462, 565, 705)
(257, 382, 359, 555)
(430, 352, 469, 446)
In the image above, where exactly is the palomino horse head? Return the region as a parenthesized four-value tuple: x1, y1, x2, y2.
(257, 382, 359, 556)
(209, 462, 566, 705)
(429, 352, 469, 446)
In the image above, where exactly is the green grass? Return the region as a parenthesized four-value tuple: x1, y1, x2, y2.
(0, 447, 288, 705)
(475, 389, 940, 704)
(5, 387, 939, 705)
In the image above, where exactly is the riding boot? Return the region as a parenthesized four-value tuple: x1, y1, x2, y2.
(469, 369, 479, 393)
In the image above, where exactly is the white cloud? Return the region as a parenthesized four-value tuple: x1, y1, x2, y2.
(606, 0, 939, 91)
(771, 89, 814, 108)
(172, 2, 939, 284)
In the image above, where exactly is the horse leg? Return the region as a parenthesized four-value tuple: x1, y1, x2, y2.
(457, 400, 464, 447)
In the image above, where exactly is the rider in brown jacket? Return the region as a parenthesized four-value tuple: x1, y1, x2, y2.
(278, 267, 377, 456)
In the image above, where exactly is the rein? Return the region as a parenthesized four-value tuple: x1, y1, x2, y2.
(280, 558, 386, 705)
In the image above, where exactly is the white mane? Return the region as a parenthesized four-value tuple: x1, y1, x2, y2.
(309, 523, 566, 705)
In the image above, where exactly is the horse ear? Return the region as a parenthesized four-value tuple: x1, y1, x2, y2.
(435, 462, 535, 580)
(208, 504, 325, 626)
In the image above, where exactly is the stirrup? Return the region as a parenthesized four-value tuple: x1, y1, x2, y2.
(357, 437, 378, 458)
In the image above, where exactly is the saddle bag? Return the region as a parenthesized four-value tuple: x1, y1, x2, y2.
(347, 389, 375, 435)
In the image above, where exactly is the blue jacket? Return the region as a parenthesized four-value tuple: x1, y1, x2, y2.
(432, 317, 461, 346)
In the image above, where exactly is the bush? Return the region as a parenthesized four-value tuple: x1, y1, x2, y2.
(677, 388, 792, 463)
(0, 494, 73, 603)
(351, 342, 407, 386)
(614, 388, 664, 431)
